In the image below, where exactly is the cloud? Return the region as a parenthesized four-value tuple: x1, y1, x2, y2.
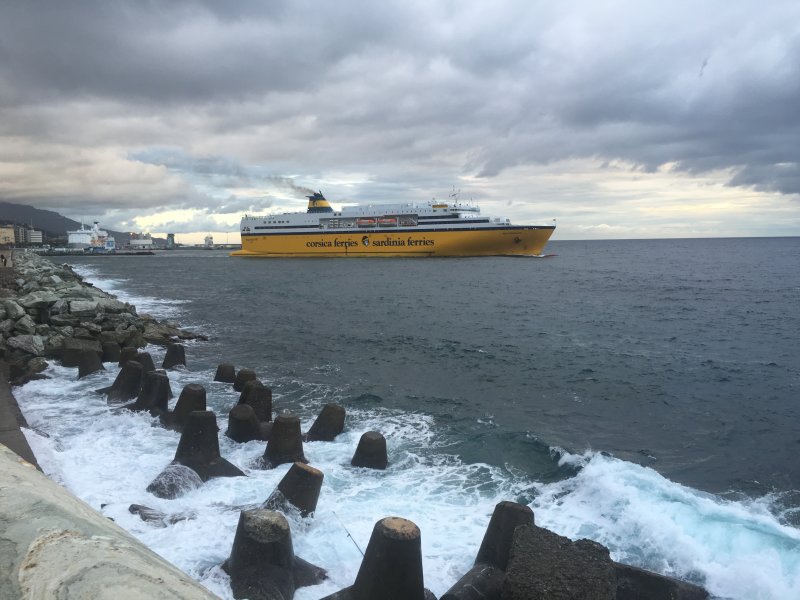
(0, 0, 798, 238)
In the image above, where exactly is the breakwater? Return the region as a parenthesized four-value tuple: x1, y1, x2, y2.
(0, 250, 712, 598)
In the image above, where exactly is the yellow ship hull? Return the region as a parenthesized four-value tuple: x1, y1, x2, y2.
(232, 226, 555, 257)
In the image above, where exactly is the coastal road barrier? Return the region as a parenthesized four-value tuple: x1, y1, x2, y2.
(0, 444, 218, 600)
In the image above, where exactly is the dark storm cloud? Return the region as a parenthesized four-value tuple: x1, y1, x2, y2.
(0, 0, 798, 224)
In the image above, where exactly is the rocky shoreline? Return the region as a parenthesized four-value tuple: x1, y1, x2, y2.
(0, 250, 205, 387)
(0, 250, 711, 599)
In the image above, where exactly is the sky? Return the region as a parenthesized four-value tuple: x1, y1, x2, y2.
(0, 1, 798, 243)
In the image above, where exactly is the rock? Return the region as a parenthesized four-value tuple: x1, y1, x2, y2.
(501, 524, 616, 600)
(7, 335, 45, 356)
(68, 299, 100, 316)
(0, 319, 15, 336)
(13, 314, 37, 335)
(3, 300, 25, 320)
(16, 290, 59, 309)
(50, 298, 68, 315)
(223, 509, 326, 600)
(128, 504, 197, 528)
(146, 463, 204, 499)
(351, 431, 388, 470)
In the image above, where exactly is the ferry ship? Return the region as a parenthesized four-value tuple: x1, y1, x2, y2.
(232, 192, 555, 257)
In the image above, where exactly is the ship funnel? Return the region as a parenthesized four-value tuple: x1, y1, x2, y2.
(306, 191, 333, 214)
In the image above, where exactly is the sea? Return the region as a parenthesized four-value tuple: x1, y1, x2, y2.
(14, 237, 800, 600)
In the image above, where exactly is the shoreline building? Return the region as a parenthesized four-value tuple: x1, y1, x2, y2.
(128, 232, 154, 250)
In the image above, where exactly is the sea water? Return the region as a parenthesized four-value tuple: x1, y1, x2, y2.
(15, 237, 800, 599)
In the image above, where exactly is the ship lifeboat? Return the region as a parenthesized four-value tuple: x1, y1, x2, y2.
(378, 217, 398, 227)
(356, 218, 377, 227)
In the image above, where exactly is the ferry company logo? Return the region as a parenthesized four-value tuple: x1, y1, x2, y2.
(305, 236, 434, 248)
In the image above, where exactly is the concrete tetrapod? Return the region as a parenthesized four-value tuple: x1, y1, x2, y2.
(264, 462, 324, 517)
(305, 403, 345, 441)
(350, 431, 388, 469)
(134, 351, 156, 373)
(233, 368, 257, 392)
(238, 379, 272, 422)
(101, 360, 144, 402)
(171, 410, 245, 481)
(162, 343, 186, 369)
(77, 349, 104, 379)
(118, 346, 138, 367)
(214, 362, 236, 383)
(441, 500, 533, 600)
(168, 383, 207, 431)
(122, 370, 170, 416)
(226, 404, 264, 443)
(262, 413, 306, 468)
(222, 509, 326, 600)
(321, 517, 436, 600)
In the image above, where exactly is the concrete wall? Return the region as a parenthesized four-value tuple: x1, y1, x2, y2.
(0, 444, 219, 599)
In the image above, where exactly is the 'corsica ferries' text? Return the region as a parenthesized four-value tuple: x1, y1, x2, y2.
(306, 237, 435, 248)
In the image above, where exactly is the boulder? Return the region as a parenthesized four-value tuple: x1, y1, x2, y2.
(146, 463, 204, 499)
(3, 300, 25, 320)
(7, 335, 45, 356)
(16, 290, 59, 309)
(13, 314, 37, 335)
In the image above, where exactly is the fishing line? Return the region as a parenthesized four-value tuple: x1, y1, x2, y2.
(332, 510, 364, 557)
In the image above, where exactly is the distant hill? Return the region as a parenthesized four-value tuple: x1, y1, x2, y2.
(0, 201, 162, 246)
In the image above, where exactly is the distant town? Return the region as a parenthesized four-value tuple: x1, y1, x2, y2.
(0, 220, 240, 253)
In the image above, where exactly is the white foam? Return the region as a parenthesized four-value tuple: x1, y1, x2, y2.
(14, 360, 800, 599)
(531, 451, 800, 600)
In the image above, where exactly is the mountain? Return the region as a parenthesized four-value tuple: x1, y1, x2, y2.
(0, 201, 159, 246)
